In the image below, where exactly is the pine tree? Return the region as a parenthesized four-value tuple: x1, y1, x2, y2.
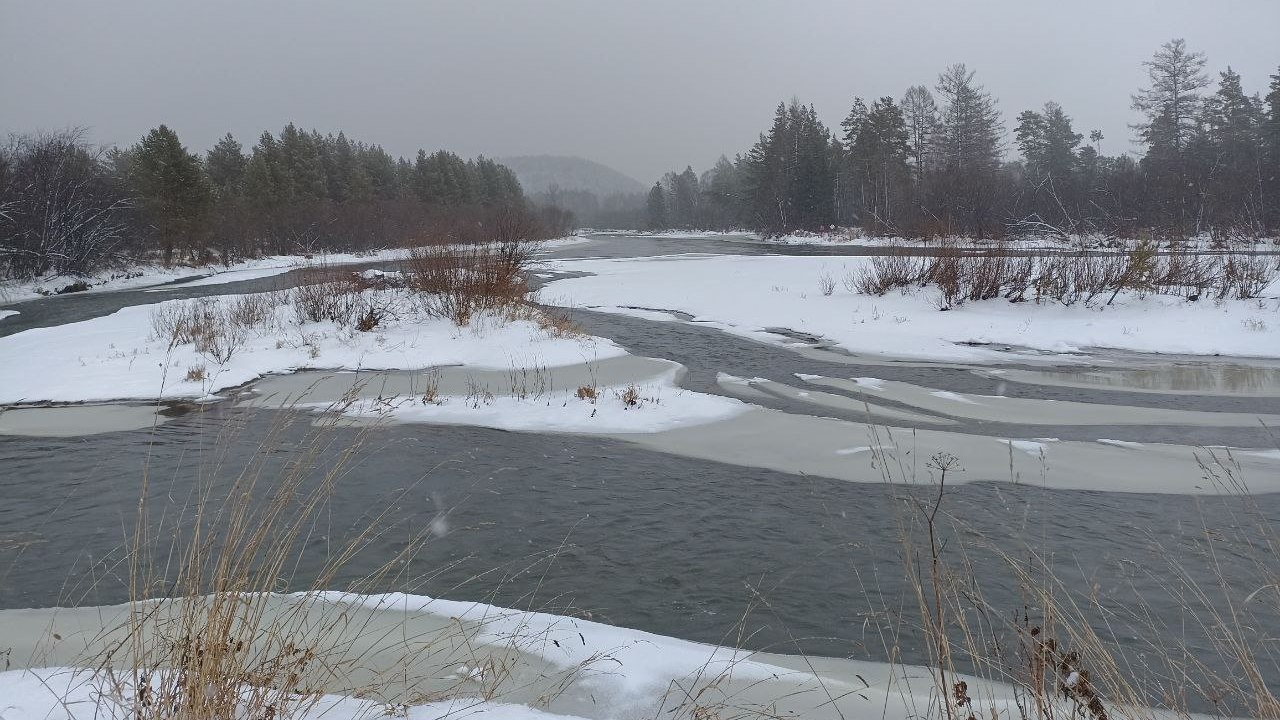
(205, 133, 247, 198)
(934, 64, 1004, 235)
(672, 166, 700, 228)
(1015, 102, 1083, 228)
(1265, 67, 1280, 230)
(128, 125, 212, 264)
(1131, 39, 1210, 233)
(844, 97, 911, 232)
(646, 182, 668, 229)
(1204, 67, 1266, 229)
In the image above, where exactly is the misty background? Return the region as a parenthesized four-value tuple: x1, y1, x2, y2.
(3, 0, 1277, 185)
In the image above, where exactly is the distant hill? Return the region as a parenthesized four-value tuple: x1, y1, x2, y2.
(500, 155, 646, 197)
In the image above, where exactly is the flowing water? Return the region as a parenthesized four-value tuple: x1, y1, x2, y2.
(1, 233, 1277, 701)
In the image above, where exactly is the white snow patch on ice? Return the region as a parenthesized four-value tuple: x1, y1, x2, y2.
(0, 310, 17, 321)
(1097, 438, 1144, 449)
(1004, 439, 1047, 456)
(852, 377, 887, 391)
(929, 390, 980, 405)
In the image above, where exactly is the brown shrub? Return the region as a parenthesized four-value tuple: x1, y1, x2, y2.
(403, 242, 533, 326)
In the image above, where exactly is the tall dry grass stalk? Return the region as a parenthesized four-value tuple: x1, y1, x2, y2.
(863, 424, 1280, 720)
(85, 398, 442, 718)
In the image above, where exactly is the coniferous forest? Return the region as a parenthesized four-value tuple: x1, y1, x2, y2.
(4, 38, 1279, 282)
(645, 40, 1280, 240)
(0, 123, 572, 279)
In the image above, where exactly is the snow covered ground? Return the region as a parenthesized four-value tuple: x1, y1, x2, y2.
(0, 236, 592, 304)
(0, 591, 1175, 720)
(720, 228, 1280, 252)
(316, 362, 748, 434)
(0, 288, 623, 404)
(544, 254, 1280, 363)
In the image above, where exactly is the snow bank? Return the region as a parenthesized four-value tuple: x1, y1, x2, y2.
(0, 591, 1203, 720)
(0, 667, 591, 720)
(736, 228, 1280, 252)
(320, 365, 748, 434)
(0, 236, 592, 303)
(545, 254, 1280, 362)
(0, 289, 624, 404)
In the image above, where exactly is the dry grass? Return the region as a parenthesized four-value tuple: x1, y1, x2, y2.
(853, 241, 1280, 309)
(403, 242, 533, 326)
(856, 429, 1280, 720)
(418, 367, 442, 405)
(183, 365, 205, 382)
(85, 405, 438, 719)
(619, 384, 640, 407)
(574, 385, 598, 403)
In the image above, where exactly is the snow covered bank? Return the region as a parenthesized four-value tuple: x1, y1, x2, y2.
(0, 236, 592, 304)
(732, 228, 1280, 252)
(0, 287, 623, 404)
(545, 254, 1280, 362)
(0, 592, 1181, 720)
(311, 362, 748, 434)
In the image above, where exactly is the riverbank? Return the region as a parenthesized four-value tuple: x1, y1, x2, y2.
(543, 253, 1280, 363)
(0, 591, 1215, 720)
(0, 236, 593, 305)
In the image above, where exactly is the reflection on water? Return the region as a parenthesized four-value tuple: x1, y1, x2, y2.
(1003, 363, 1280, 395)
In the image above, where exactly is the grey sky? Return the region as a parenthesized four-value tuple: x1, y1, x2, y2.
(2, 0, 1277, 185)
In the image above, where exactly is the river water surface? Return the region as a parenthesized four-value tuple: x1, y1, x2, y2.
(1, 233, 1277, 702)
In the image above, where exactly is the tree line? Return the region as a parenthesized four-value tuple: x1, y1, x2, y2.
(645, 39, 1280, 239)
(0, 124, 572, 279)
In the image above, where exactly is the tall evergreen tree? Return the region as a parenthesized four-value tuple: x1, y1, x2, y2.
(1131, 38, 1210, 233)
(1203, 67, 1266, 229)
(205, 133, 247, 198)
(933, 64, 1004, 236)
(1015, 102, 1083, 228)
(1265, 67, 1280, 230)
(843, 97, 911, 231)
(128, 125, 211, 263)
(646, 182, 668, 229)
(671, 166, 700, 228)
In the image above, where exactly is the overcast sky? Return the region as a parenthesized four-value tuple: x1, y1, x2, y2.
(3, 0, 1277, 184)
